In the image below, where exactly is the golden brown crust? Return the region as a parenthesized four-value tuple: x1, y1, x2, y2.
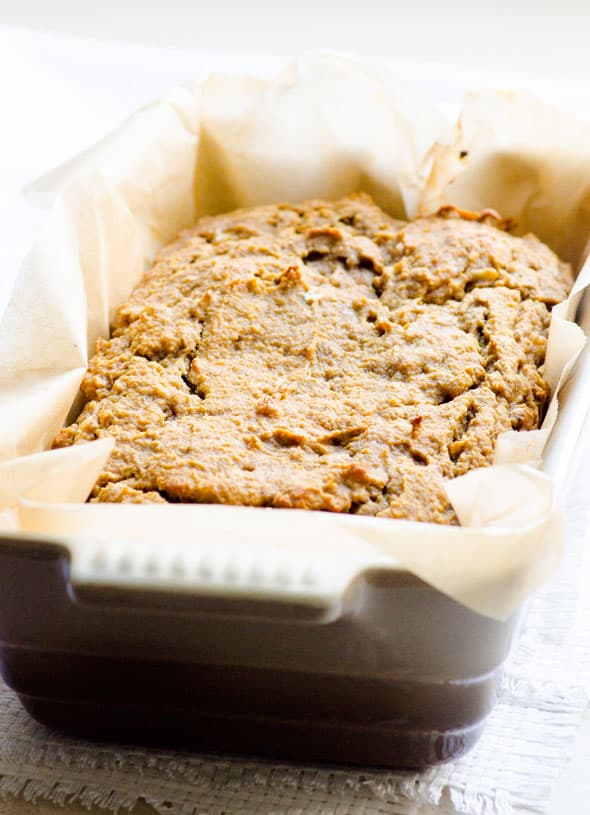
(53, 194, 572, 524)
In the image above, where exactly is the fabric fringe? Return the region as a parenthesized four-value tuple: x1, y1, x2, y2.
(0, 776, 141, 811)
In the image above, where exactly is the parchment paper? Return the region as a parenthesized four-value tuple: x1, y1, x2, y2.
(1, 52, 589, 620)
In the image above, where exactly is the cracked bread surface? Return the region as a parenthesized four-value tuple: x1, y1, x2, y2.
(52, 194, 572, 524)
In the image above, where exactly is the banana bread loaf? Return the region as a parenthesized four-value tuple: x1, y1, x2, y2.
(53, 194, 572, 524)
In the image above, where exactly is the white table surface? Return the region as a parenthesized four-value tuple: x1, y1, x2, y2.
(1, 13, 590, 814)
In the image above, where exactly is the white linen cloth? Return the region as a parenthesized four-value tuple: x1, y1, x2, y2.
(1, 25, 590, 815)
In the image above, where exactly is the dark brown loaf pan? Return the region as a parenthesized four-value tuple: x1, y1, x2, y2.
(0, 533, 519, 768)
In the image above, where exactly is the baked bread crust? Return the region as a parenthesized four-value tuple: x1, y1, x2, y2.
(53, 194, 572, 524)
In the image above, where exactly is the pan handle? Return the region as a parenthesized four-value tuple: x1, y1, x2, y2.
(62, 529, 391, 623)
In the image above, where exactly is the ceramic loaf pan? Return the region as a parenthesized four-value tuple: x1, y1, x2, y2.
(0, 536, 520, 766)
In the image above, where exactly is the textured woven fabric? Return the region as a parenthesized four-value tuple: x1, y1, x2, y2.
(0, 438, 589, 815)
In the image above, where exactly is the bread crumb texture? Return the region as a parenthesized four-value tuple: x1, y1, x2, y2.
(53, 195, 572, 524)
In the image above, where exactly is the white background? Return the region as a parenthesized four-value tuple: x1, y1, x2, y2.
(1, 2, 590, 812)
(2, 0, 590, 79)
